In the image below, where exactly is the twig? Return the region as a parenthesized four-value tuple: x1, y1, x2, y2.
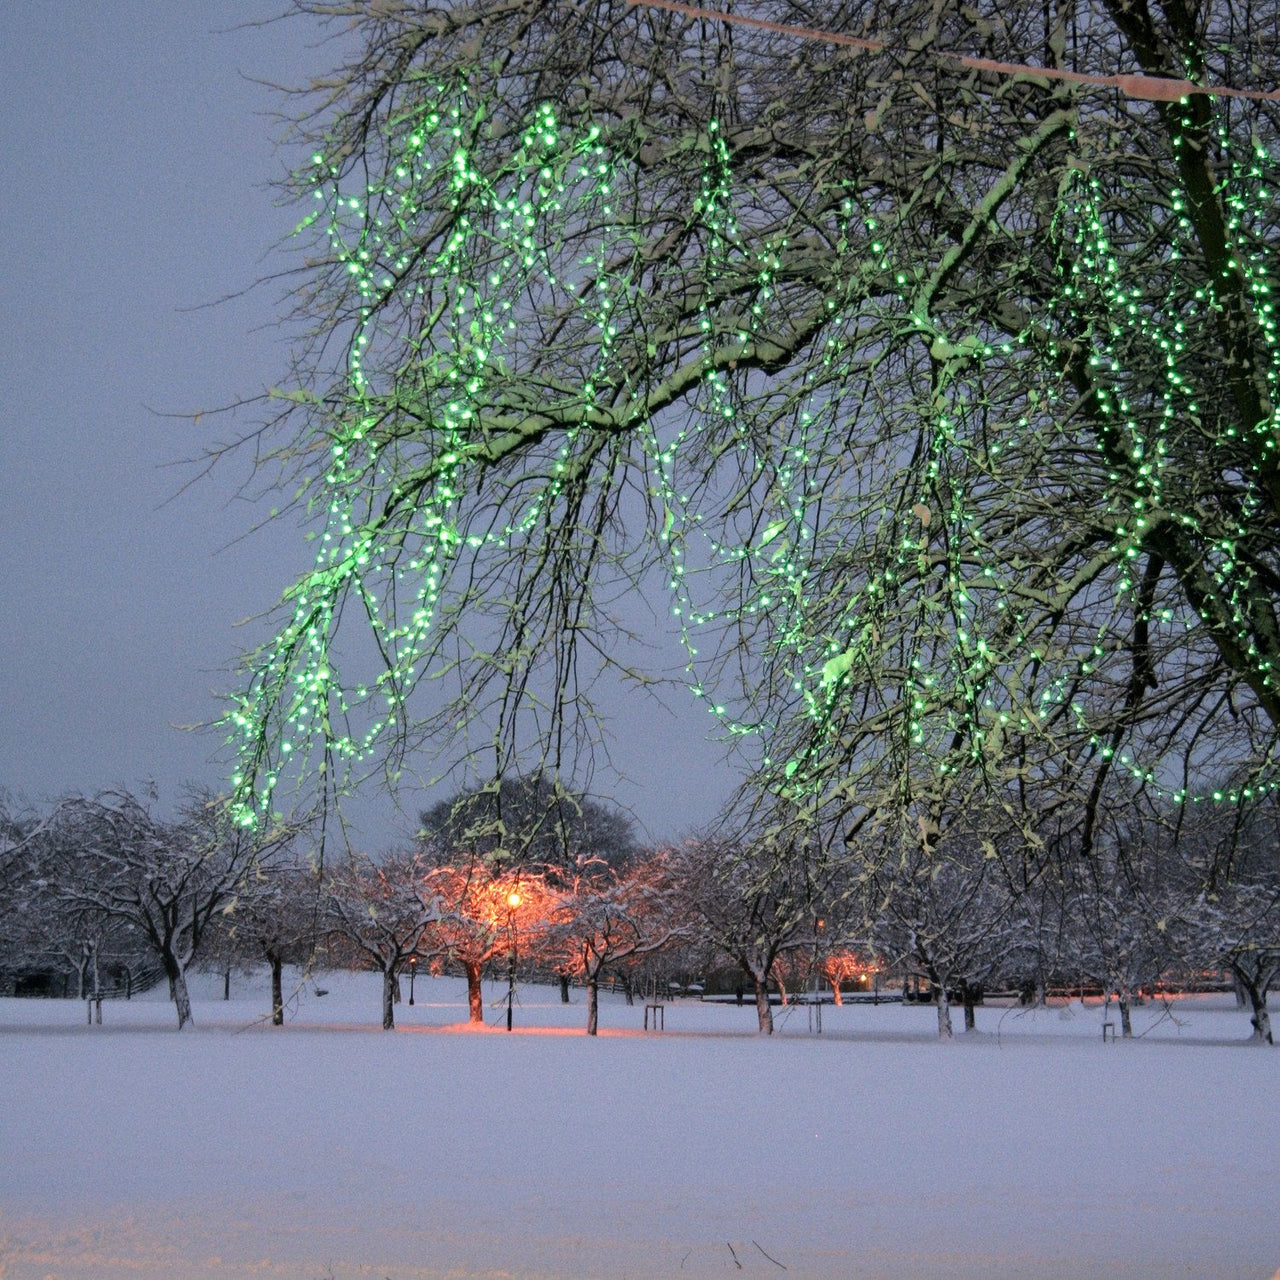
(754, 1240, 788, 1270)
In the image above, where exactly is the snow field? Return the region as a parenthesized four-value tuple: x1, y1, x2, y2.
(0, 971, 1276, 1279)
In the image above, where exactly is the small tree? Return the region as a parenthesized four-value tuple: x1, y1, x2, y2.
(1058, 806, 1194, 1038)
(322, 849, 440, 1029)
(835, 953, 882, 1004)
(212, 859, 320, 1025)
(1173, 792, 1280, 1044)
(545, 852, 680, 1035)
(424, 854, 553, 1024)
(868, 830, 1020, 1039)
(672, 839, 824, 1034)
(1180, 884, 1280, 1045)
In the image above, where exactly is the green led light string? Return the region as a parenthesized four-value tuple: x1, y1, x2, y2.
(228, 28, 1280, 831)
(655, 91, 1280, 816)
(645, 118, 839, 760)
(642, 133, 1006, 803)
(229, 83, 637, 828)
(1043, 102, 1280, 806)
(647, 141, 1041, 806)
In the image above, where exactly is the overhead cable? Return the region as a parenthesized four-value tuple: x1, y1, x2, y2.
(625, 0, 1280, 103)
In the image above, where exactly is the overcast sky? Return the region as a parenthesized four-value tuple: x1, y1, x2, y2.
(0, 4, 734, 847)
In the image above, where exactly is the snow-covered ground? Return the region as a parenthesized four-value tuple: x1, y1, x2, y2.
(0, 972, 1276, 1279)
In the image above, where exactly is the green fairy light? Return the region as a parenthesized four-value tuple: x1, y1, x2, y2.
(228, 39, 1280, 832)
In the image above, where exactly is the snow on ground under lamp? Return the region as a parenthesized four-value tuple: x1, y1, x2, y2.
(0, 972, 1277, 1279)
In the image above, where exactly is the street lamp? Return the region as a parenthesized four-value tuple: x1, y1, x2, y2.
(506, 890, 521, 1032)
(408, 954, 417, 1006)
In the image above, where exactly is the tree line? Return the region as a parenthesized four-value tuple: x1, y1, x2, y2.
(3, 778, 1278, 1041)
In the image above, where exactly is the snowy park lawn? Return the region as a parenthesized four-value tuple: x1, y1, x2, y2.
(1, 973, 1277, 1279)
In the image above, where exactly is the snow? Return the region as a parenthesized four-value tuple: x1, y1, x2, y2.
(1, 973, 1277, 1278)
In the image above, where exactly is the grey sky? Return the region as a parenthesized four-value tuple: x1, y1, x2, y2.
(0, 3, 733, 847)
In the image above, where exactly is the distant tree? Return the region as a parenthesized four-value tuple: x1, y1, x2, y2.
(417, 778, 633, 1019)
(1052, 796, 1205, 1036)
(419, 776, 635, 870)
(769, 893, 868, 1006)
(816, 950, 874, 1006)
(0, 796, 77, 992)
(0, 845, 137, 1001)
(672, 839, 828, 1034)
(210, 858, 320, 1025)
(1064, 876, 1178, 1039)
(1186, 884, 1280, 1044)
(1174, 796, 1280, 1043)
(0, 802, 54, 988)
(867, 827, 1023, 1038)
(322, 848, 441, 1029)
(0, 792, 37, 902)
(544, 850, 681, 1035)
(424, 852, 554, 1023)
(1001, 860, 1070, 1009)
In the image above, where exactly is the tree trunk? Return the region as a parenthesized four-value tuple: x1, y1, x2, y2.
(559, 974, 570, 1003)
(382, 967, 396, 1030)
(270, 953, 284, 1026)
(1250, 997, 1273, 1045)
(586, 976, 599, 1036)
(465, 960, 484, 1024)
(1237, 970, 1274, 1044)
(935, 987, 953, 1039)
(752, 971, 774, 1034)
(170, 963, 194, 1030)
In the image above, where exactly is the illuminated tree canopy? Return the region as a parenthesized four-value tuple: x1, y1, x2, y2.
(226, 0, 1280, 849)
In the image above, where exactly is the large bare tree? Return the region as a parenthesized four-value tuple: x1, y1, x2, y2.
(46, 791, 296, 1028)
(222, 0, 1280, 862)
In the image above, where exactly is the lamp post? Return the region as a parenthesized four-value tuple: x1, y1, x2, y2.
(408, 954, 417, 1006)
(506, 890, 521, 1032)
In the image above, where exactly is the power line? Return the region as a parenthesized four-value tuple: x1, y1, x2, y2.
(624, 0, 1280, 103)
